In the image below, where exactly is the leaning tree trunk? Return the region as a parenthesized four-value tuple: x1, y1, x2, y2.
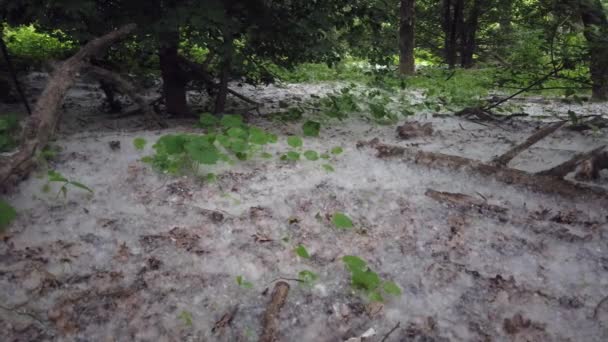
(399, 0, 416, 76)
(159, 30, 190, 116)
(579, 0, 608, 101)
(0, 24, 137, 190)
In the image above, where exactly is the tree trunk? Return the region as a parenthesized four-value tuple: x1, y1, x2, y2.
(460, 0, 481, 68)
(579, 0, 608, 101)
(443, 0, 463, 68)
(399, 0, 416, 75)
(0, 24, 137, 190)
(213, 29, 234, 115)
(159, 31, 190, 116)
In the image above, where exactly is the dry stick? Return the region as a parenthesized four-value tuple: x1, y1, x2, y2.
(176, 56, 261, 106)
(357, 139, 608, 203)
(0, 24, 137, 189)
(425, 189, 508, 213)
(86, 65, 167, 128)
(537, 145, 607, 178)
(380, 322, 401, 342)
(259, 281, 290, 342)
(492, 120, 567, 167)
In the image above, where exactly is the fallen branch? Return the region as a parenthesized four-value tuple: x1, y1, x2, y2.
(492, 121, 566, 167)
(537, 145, 607, 178)
(86, 65, 167, 128)
(0, 24, 137, 190)
(425, 189, 508, 213)
(357, 139, 608, 203)
(177, 56, 261, 106)
(380, 322, 401, 342)
(259, 281, 290, 342)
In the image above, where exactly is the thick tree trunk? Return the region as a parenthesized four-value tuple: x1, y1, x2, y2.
(460, 0, 482, 68)
(99, 80, 122, 113)
(0, 24, 136, 190)
(579, 0, 608, 101)
(159, 31, 190, 116)
(443, 0, 463, 68)
(399, 0, 416, 75)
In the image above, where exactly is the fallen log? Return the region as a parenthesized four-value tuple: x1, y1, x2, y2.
(357, 139, 607, 203)
(86, 65, 167, 128)
(537, 145, 607, 178)
(492, 121, 566, 167)
(259, 281, 290, 342)
(0, 24, 137, 190)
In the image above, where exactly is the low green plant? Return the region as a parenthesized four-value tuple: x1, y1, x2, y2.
(294, 244, 310, 259)
(332, 212, 353, 229)
(302, 120, 321, 137)
(3, 24, 74, 65)
(322, 164, 335, 172)
(342, 256, 402, 302)
(178, 310, 194, 327)
(45, 170, 94, 198)
(304, 150, 319, 161)
(0, 199, 17, 232)
(133, 137, 147, 151)
(236, 275, 254, 289)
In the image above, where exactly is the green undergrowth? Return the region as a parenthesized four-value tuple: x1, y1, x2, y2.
(0, 114, 20, 153)
(142, 113, 340, 177)
(3, 24, 74, 65)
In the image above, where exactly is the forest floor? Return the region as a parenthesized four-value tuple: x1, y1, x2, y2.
(1, 74, 608, 341)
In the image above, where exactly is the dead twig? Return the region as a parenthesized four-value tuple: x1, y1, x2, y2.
(259, 281, 290, 342)
(212, 305, 238, 333)
(380, 322, 401, 342)
(593, 295, 608, 320)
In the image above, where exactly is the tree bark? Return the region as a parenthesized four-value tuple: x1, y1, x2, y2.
(159, 30, 190, 116)
(443, 0, 463, 68)
(460, 0, 482, 68)
(578, 0, 608, 101)
(259, 281, 290, 342)
(0, 24, 137, 190)
(399, 0, 416, 75)
(214, 28, 234, 115)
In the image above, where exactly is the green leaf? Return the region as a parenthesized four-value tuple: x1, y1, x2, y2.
(322, 164, 334, 172)
(368, 290, 384, 302)
(230, 140, 248, 154)
(68, 181, 94, 194)
(298, 270, 318, 285)
(220, 114, 243, 128)
(133, 137, 147, 151)
(332, 212, 353, 229)
(320, 153, 331, 160)
(383, 281, 402, 296)
(185, 139, 220, 165)
(0, 199, 17, 231)
(304, 150, 319, 161)
(287, 136, 303, 148)
(302, 121, 321, 137)
(205, 173, 217, 182)
(351, 269, 380, 291)
(249, 127, 269, 145)
(331, 147, 343, 155)
(227, 127, 248, 139)
(236, 275, 253, 289)
(199, 112, 219, 128)
(178, 311, 193, 327)
(47, 170, 68, 183)
(342, 255, 367, 272)
(261, 152, 273, 159)
(294, 244, 310, 258)
(286, 151, 300, 161)
(154, 134, 188, 155)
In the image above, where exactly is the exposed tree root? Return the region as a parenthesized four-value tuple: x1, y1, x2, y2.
(357, 139, 608, 203)
(492, 121, 566, 167)
(85, 65, 167, 128)
(0, 24, 137, 191)
(259, 281, 290, 342)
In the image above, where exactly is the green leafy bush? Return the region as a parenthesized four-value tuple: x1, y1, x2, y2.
(0, 114, 19, 153)
(3, 25, 74, 65)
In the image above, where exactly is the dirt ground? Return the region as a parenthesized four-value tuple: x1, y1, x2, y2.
(1, 76, 608, 341)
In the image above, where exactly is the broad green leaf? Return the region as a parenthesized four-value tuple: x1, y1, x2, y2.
(302, 121, 321, 137)
(304, 150, 319, 161)
(221, 114, 243, 128)
(298, 270, 318, 284)
(294, 244, 310, 258)
(154, 134, 188, 155)
(343, 255, 367, 272)
(227, 127, 248, 139)
(199, 113, 219, 128)
(351, 269, 380, 291)
(287, 136, 303, 148)
(185, 139, 220, 165)
(133, 137, 147, 151)
(322, 164, 334, 172)
(368, 290, 384, 302)
(383, 281, 402, 296)
(331, 147, 343, 155)
(332, 212, 353, 229)
(286, 151, 300, 161)
(249, 127, 269, 145)
(320, 153, 330, 160)
(0, 199, 17, 231)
